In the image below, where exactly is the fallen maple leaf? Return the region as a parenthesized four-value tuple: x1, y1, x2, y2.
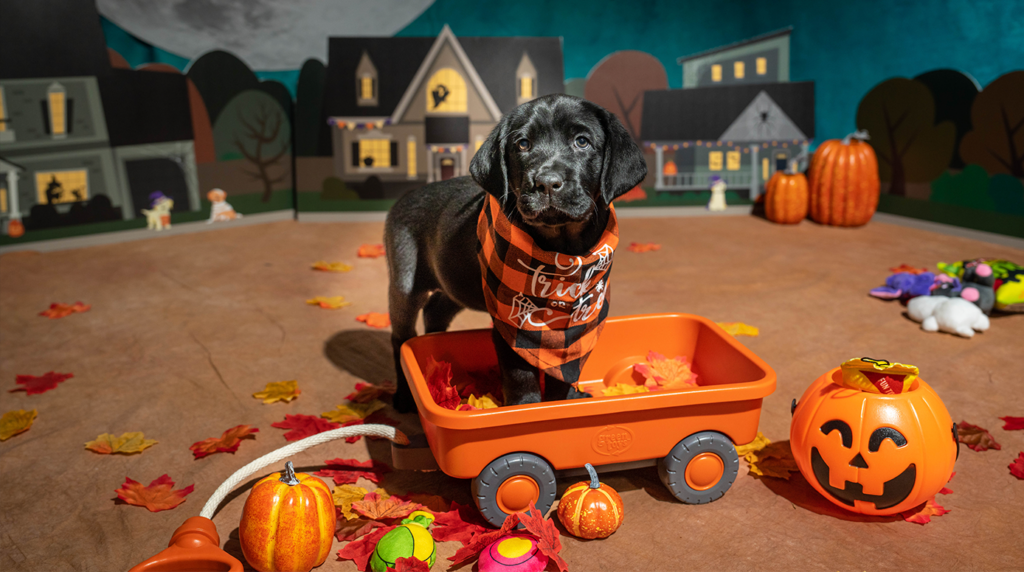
(1010, 453, 1024, 480)
(1000, 416, 1024, 431)
(601, 383, 649, 396)
(0, 409, 37, 441)
(633, 351, 699, 390)
(449, 512, 521, 567)
(189, 425, 259, 459)
(357, 244, 387, 258)
(39, 301, 91, 319)
(716, 322, 760, 337)
(345, 381, 397, 403)
(336, 518, 386, 542)
(467, 394, 500, 409)
(889, 264, 928, 275)
(10, 371, 74, 395)
(322, 400, 386, 424)
(115, 474, 195, 513)
(425, 357, 459, 410)
(312, 260, 353, 272)
(957, 421, 1001, 452)
(747, 441, 798, 479)
(307, 296, 352, 309)
(430, 501, 490, 545)
(252, 380, 301, 404)
(316, 458, 390, 486)
(519, 503, 568, 572)
(901, 496, 950, 525)
(627, 241, 661, 253)
(356, 312, 391, 328)
(271, 414, 341, 441)
(394, 556, 430, 572)
(352, 491, 419, 521)
(338, 524, 395, 571)
(333, 484, 369, 520)
(735, 431, 771, 460)
(85, 432, 158, 455)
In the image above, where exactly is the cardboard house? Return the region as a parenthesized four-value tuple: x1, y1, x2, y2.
(640, 28, 814, 199)
(322, 25, 563, 199)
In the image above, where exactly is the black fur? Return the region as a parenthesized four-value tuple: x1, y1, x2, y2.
(384, 94, 646, 412)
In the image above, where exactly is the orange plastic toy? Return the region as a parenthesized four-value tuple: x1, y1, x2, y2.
(127, 516, 243, 572)
(395, 313, 776, 526)
(790, 366, 958, 516)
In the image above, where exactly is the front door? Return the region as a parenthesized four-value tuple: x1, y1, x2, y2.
(440, 157, 455, 181)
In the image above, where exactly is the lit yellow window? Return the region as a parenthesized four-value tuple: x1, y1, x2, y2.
(407, 139, 417, 177)
(519, 76, 533, 99)
(711, 64, 722, 82)
(734, 61, 745, 79)
(426, 68, 467, 113)
(36, 170, 88, 204)
(48, 83, 66, 136)
(358, 139, 390, 168)
(726, 150, 741, 170)
(0, 87, 7, 132)
(762, 157, 769, 180)
(756, 57, 767, 75)
(708, 151, 723, 171)
(360, 76, 374, 100)
(0, 187, 7, 212)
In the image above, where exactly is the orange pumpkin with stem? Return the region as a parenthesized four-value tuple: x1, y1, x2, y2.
(239, 461, 336, 572)
(557, 463, 623, 539)
(807, 130, 880, 227)
(765, 164, 809, 224)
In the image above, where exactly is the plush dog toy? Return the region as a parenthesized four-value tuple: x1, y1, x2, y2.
(207, 188, 242, 223)
(907, 295, 990, 338)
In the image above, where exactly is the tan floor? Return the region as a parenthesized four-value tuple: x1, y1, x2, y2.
(1, 216, 1022, 572)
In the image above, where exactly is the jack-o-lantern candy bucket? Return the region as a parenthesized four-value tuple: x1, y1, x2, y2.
(790, 360, 957, 516)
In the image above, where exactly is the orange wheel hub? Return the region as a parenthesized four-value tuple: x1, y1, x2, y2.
(684, 452, 724, 491)
(495, 476, 540, 514)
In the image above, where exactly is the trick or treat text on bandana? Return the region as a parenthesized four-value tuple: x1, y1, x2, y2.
(477, 194, 619, 385)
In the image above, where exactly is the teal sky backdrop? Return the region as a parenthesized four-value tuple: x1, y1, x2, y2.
(102, 0, 1023, 143)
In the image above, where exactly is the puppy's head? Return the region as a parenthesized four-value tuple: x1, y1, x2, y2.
(470, 94, 647, 228)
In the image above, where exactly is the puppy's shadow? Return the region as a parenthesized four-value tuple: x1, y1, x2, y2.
(324, 329, 396, 384)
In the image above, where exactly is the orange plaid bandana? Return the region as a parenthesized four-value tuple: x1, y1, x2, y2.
(477, 195, 619, 385)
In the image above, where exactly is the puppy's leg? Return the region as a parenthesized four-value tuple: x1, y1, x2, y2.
(389, 286, 429, 413)
(492, 329, 542, 405)
(423, 291, 464, 334)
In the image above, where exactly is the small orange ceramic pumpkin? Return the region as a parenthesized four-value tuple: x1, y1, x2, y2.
(765, 168, 809, 224)
(7, 219, 25, 238)
(239, 461, 336, 572)
(557, 463, 623, 539)
(790, 367, 957, 516)
(807, 130, 880, 227)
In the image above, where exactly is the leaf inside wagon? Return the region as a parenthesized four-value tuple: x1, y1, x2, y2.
(425, 357, 460, 410)
(633, 351, 698, 391)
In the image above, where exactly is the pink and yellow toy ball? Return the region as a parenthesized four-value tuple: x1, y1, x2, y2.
(478, 534, 548, 572)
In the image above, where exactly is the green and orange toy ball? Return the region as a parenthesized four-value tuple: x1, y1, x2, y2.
(370, 510, 436, 572)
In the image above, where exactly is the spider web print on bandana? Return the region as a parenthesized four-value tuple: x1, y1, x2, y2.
(477, 194, 619, 385)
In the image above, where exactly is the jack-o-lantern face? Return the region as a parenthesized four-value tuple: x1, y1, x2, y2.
(791, 369, 957, 516)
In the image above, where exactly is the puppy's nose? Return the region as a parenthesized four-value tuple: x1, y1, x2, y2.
(534, 173, 563, 196)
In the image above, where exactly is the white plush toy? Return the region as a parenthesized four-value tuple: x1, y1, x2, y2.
(907, 296, 990, 338)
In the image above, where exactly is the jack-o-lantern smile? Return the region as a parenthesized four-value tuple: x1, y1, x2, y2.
(809, 420, 916, 510)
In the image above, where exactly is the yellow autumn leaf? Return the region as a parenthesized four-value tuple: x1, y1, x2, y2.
(601, 383, 650, 396)
(312, 261, 354, 273)
(332, 484, 368, 520)
(0, 409, 37, 441)
(716, 322, 760, 337)
(468, 394, 500, 409)
(735, 431, 771, 461)
(253, 380, 301, 404)
(747, 441, 798, 479)
(85, 432, 158, 454)
(306, 296, 352, 309)
(321, 400, 386, 423)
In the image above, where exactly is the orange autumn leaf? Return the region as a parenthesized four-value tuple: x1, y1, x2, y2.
(357, 244, 386, 258)
(627, 241, 661, 253)
(633, 351, 699, 390)
(252, 380, 301, 404)
(115, 474, 195, 512)
(902, 496, 950, 525)
(356, 312, 391, 328)
(0, 409, 37, 441)
(351, 491, 419, 521)
(311, 260, 353, 272)
(189, 425, 259, 459)
(85, 432, 158, 455)
(39, 301, 91, 319)
(306, 296, 352, 309)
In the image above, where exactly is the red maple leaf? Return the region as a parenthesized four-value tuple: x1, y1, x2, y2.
(115, 474, 195, 513)
(393, 557, 430, 572)
(957, 421, 1002, 451)
(338, 523, 396, 571)
(357, 244, 387, 258)
(315, 458, 390, 486)
(425, 357, 459, 410)
(1000, 416, 1024, 431)
(1010, 452, 1024, 480)
(430, 501, 490, 545)
(189, 425, 258, 459)
(448, 512, 521, 568)
(39, 301, 91, 319)
(519, 503, 568, 572)
(345, 381, 396, 403)
(336, 412, 401, 444)
(336, 518, 387, 542)
(10, 371, 73, 395)
(271, 414, 341, 441)
(459, 366, 503, 402)
(901, 496, 950, 525)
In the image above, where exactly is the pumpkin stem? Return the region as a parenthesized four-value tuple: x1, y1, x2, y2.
(842, 129, 870, 145)
(280, 461, 300, 486)
(585, 463, 600, 489)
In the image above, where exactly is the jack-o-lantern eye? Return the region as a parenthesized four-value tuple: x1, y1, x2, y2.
(820, 420, 853, 448)
(868, 427, 907, 452)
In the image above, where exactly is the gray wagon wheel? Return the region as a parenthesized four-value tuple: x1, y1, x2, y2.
(659, 431, 739, 504)
(472, 452, 558, 528)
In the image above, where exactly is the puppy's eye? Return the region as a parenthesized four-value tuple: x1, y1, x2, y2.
(574, 136, 590, 149)
(517, 139, 531, 151)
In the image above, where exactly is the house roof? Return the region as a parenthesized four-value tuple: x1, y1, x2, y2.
(640, 82, 815, 143)
(324, 34, 563, 119)
(676, 27, 792, 64)
(98, 70, 194, 146)
(0, 156, 27, 171)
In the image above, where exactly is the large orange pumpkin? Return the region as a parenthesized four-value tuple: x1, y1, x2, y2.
(239, 461, 336, 572)
(807, 131, 880, 227)
(765, 170, 809, 224)
(790, 368, 957, 516)
(556, 463, 623, 539)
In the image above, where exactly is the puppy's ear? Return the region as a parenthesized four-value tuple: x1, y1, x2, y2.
(470, 117, 509, 200)
(599, 109, 648, 206)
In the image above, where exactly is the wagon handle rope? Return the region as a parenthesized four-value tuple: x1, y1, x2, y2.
(199, 424, 409, 519)
(842, 129, 870, 145)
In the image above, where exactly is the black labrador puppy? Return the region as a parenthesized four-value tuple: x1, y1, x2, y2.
(384, 94, 647, 412)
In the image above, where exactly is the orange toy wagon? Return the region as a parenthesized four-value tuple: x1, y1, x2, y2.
(394, 313, 776, 527)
